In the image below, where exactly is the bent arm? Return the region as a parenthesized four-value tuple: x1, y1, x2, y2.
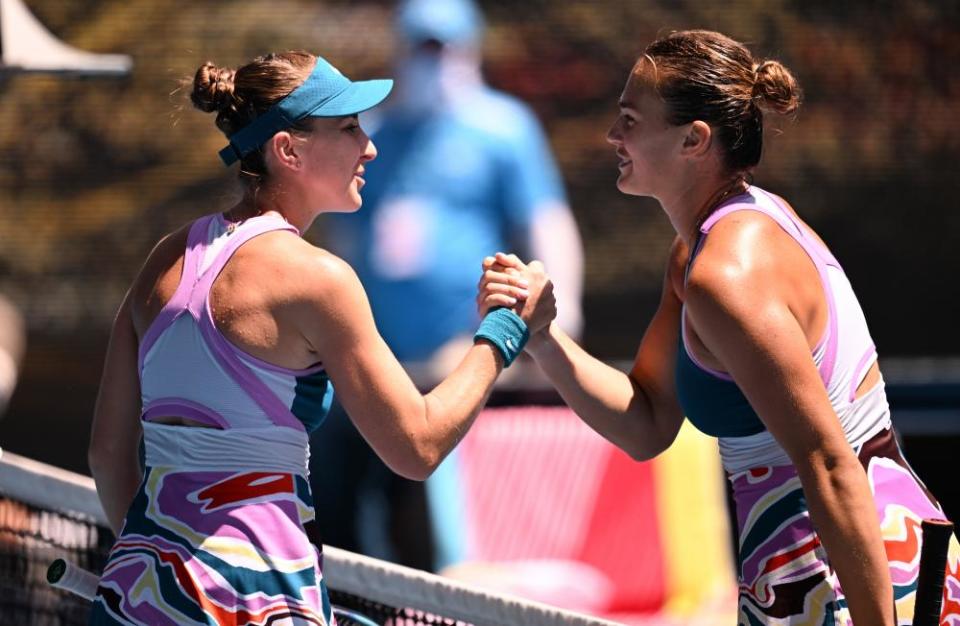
(685, 263, 894, 626)
(304, 254, 517, 481)
(88, 292, 143, 535)
(521, 248, 685, 460)
(529, 202, 584, 338)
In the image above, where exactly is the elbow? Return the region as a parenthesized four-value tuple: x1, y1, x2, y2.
(88, 443, 111, 480)
(388, 459, 434, 482)
(88, 432, 138, 479)
(385, 442, 442, 482)
(621, 417, 679, 463)
(625, 445, 659, 463)
(795, 447, 863, 491)
(622, 435, 670, 462)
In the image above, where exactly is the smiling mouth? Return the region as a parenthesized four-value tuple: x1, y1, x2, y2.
(618, 159, 632, 169)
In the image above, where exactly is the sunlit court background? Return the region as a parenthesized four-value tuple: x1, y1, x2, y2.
(0, 0, 958, 619)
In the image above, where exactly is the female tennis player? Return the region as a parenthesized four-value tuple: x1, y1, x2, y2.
(86, 50, 553, 625)
(479, 30, 958, 625)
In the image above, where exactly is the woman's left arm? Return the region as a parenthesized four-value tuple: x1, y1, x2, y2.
(685, 246, 893, 626)
(88, 291, 143, 536)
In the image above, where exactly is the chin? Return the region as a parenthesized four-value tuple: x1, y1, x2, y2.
(320, 193, 363, 214)
(616, 177, 641, 196)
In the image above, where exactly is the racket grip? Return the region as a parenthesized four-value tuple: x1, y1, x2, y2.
(47, 558, 100, 601)
(913, 518, 954, 626)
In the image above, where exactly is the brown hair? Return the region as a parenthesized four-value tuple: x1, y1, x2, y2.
(637, 30, 801, 173)
(191, 51, 316, 185)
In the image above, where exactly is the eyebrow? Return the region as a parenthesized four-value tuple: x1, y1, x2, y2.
(618, 99, 637, 110)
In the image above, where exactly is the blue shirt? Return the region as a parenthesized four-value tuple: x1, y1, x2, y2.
(323, 87, 566, 360)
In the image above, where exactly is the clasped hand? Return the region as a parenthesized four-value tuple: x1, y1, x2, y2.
(476, 252, 556, 335)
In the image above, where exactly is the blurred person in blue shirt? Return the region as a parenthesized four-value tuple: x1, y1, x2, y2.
(309, 0, 583, 570)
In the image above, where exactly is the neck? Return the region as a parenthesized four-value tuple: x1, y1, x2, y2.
(226, 186, 315, 235)
(661, 173, 749, 249)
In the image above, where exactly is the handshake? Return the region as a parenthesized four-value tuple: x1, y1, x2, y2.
(475, 252, 557, 358)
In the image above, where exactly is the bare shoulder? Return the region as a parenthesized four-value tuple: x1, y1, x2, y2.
(269, 241, 376, 357)
(136, 223, 192, 286)
(684, 211, 785, 312)
(256, 236, 368, 312)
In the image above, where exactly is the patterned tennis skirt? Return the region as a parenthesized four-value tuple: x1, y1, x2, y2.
(89, 467, 333, 625)
(733, 427, 959, 625)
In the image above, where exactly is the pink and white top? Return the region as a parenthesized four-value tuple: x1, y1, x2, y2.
(682, 186, 891, 473)
(137, 213, 333, 474)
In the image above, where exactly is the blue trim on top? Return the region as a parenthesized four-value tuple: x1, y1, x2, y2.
(291, 371, 334, 433)
(675, 336, 767, 438)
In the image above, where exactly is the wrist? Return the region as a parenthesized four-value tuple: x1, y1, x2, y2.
(474, 308, 529, 368)
(525, 321, 558, 360)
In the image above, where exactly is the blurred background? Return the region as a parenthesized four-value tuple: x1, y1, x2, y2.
(0, 0, 958, 621)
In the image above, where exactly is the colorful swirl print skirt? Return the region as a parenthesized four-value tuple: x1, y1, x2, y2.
(89, 467, 333, 625)
(734, 427, 959, 625)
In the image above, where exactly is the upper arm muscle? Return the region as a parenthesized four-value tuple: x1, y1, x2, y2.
(684, 250, 848, 468)
(90, 292, 142, 457)
(628, 237, 686, 445)
(299, 253, 425, 467)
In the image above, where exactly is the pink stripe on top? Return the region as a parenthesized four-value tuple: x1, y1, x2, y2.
(142, 398, 229, 429)
(138, 217, 211, 374)
(849, 344, 877, 403)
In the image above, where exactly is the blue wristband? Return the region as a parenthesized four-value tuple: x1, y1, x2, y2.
(474, 308, 529, 367)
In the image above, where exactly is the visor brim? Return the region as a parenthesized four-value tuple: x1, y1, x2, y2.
(306, 78, 394, 118)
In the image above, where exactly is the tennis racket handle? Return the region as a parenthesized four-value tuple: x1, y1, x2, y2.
(913, 518, 954, 626)
(47, 559, 100, 601)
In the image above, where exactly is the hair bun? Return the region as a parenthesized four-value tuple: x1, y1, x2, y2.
(752, 59, 801, 116)
(191, 62, 237, 113)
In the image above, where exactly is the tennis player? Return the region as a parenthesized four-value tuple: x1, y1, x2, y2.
(87, 50, 553, 625)
(479, 30, 959, 624)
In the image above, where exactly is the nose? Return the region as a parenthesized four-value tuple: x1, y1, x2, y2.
(361, 135, 377, 162)
(605, 120, 622, 146)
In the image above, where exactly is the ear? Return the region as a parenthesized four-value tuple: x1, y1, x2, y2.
(680, 121, 712, 158)
(266, 131, 301, 172)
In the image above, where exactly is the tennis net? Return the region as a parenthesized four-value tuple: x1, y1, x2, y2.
(0, 449, 623, 626)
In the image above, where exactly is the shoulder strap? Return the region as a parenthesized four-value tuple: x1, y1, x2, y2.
(138, 215, 218, 372)
(690, 189, 840, 388)
(190, 214, 306, 431)
(186, 214, 298, 317)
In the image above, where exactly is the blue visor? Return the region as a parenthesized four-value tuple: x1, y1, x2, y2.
(219, 57, 393, 166)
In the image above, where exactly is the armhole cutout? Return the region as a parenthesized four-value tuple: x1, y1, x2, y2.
(850, 346, 880, 402)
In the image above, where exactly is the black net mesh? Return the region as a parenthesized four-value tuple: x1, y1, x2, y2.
(0, 494, 473, 626)
(0, 495, 112, 626)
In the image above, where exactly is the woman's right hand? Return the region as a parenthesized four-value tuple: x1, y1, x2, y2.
(477, 252, 556, 334)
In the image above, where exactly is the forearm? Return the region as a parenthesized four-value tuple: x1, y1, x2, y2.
(88, 293, 144, 536)
(530, 205, 584, 338)
(527, 323, 677, 459)
(89, 448, 142, 536)
(408, 342, 503, 477)
(800, 457, 894, 625)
